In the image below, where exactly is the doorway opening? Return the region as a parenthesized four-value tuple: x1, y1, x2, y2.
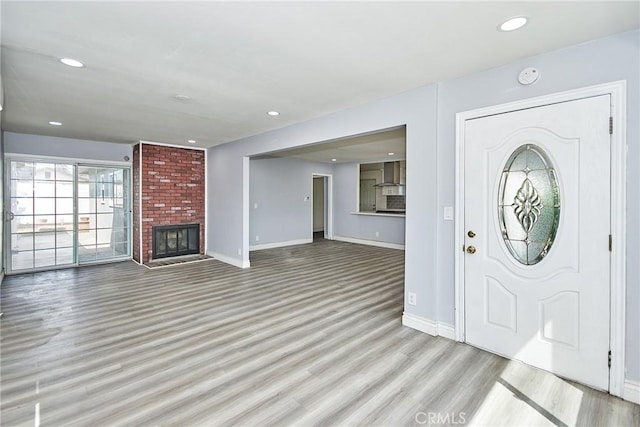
(312, 174, 332, 241)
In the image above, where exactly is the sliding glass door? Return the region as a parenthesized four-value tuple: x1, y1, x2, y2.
(9, 161, 75, 271)
(7, 159, 130, 273)
(77, 166, 130, 263)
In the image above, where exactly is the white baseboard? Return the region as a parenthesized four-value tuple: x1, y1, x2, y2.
(403, 313, 437, 336)
(402, 313, 455, 340)
(437, 322, 456, 340)
(249, 238, 313, 251)
(624, 380, 640, 405)
(333, 235, 405, 250)
(207, 251, 250, 269)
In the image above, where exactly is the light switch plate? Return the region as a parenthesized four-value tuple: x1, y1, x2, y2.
(444, 206, 454, 221)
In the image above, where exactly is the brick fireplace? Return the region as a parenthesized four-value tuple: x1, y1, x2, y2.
(132, 143, 205, 264)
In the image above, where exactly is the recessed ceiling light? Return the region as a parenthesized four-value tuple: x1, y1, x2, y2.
(498, 16, 528, 32)
(48, 121, 62, 126)
(267, 111, 280, 116)
(60, 58, 84, 68)
(388, 152, 395, 156)
(174, 94, 192, 102)
(187, 139, 196, 144)
(331, 158, 337, 162)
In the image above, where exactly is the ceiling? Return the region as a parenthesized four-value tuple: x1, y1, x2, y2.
(256, 126, 406, 164)
(1, 1, 638, 151)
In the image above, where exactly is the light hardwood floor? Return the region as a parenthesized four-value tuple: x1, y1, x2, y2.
(1, 239, 638, 426)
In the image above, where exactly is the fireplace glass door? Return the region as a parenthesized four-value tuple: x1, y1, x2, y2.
(153, 224, 199, 259)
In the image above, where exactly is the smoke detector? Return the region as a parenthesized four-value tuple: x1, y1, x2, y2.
(518, 67, 540, 85)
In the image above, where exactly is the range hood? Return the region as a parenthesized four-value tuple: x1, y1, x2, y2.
(374, 162, 405, 187)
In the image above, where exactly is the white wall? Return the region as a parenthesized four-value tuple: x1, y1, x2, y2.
(4, 132, 132, 163)
(333, 162, 405, 245)
(249, 157, 333, 247)
(435, 30, 640, 381)
(249, 157, 406, 248)
(207, 85, 437, 296)
(208, 30, 639, 383)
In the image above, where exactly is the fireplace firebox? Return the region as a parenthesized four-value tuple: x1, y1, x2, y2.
(152, 223, 199, 259)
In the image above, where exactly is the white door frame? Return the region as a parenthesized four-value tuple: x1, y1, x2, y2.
(312, 173, 333, 240)
(454, 81, 627, 397)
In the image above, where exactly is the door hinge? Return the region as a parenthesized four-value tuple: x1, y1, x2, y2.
(608, 350, 612, 368)
(609, 234, 613, 252)
(462, 244, 466, 252)
(609, 116, 613, 135)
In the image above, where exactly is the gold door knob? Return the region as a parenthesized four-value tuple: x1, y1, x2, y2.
(467, 230, 476, 238)
(466, 246, 476, 254)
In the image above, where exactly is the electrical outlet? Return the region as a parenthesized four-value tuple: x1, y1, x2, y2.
(253, 203, 258, 209)
(255, 235, 260, 242)
(408, 292, 417, 306)
(375, 231, 380, 237)
(237, 248, 242, 256)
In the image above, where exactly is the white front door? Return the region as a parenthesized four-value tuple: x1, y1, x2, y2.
(464, 95, 611, 390)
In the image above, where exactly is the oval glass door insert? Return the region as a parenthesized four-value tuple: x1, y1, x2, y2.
(498, 144, 560, 265)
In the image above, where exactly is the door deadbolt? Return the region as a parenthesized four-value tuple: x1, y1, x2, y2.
(466, 246, 476, 254)
(467, 230, 476, 238)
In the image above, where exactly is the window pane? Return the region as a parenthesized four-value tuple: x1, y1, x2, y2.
(34, 198, 56, 215)
(77, 167, 97, 182)
(56, 164, 75, 181)
(77, 181, 92, 197)
(14, 215, 34, 233)
(12, 233, 33, 251)
(11, 162, 34, 179)
(34, 181, 55, 198)
(56, 181, 74, 197)
(78, 198, 96, 214)
(35, 232, 56, 250)
(12, 180, 34, 197)
(97, 229, 112, 245)
(34, 215, 56, 232)
(56, 215, 74, 232)
(12, 251, 34, 270)
(34, 249, 56, 268)
(56, 247, 74, 264)
(96, 247, 115, 260)
(97, 213, 114, 229)
(56, 198, 74, 215)
(78, 246, 97, 263)
(11, 198, 33, 216)
(78, 229, 97, 246)
(56, 232, 74, 248)
(34, 163, 56, 180)
(498, 144, 560, 265)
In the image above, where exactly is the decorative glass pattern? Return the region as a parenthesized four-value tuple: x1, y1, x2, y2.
(498, 144, 560, 265)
